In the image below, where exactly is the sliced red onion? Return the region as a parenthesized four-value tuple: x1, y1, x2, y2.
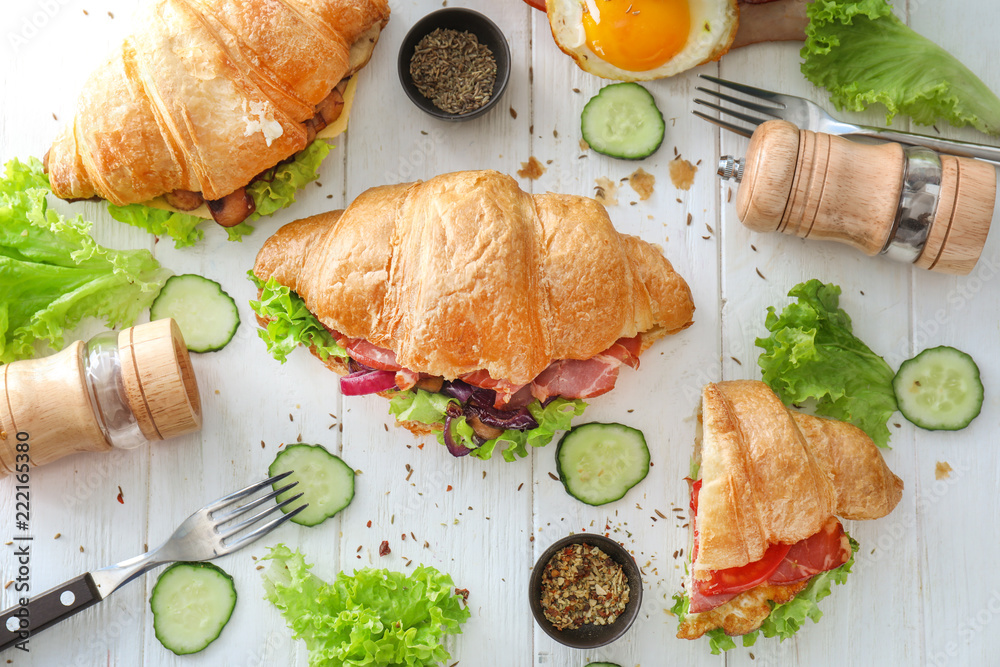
(469, 403, 538, 431)
(441, 380, 475, 404)
(443, 403, 471, 457)
(340, 369, 397, 396)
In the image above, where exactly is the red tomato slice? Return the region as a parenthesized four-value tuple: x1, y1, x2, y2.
(699, 541, 793, 596)
(688, 478, 790, 597)
(521, 0, 546, 9)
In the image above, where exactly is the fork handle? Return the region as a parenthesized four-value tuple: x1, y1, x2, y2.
(0, 573, 101, 653)
(853, 126, 1000, 164)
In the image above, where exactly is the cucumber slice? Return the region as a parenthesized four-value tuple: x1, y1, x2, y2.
(582, 82, 665, 160)
(151, 562, 236, 655)
(586, 663, 623, 667)
(556, 422, 650, 506)
(268, 443, 355, 526)
(893, 345, 983, 430)
(150, 274, 240, 353)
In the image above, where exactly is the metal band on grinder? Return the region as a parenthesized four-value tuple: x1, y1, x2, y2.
(883, 146, 942, 263)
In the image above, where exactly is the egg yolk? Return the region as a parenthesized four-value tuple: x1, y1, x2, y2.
(582, 0, 691, 72)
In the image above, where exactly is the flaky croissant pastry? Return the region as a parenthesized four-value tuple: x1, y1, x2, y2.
(696, 380, 903, 575)
(46, 0, 389, 227)
(253, 170, 695, 396)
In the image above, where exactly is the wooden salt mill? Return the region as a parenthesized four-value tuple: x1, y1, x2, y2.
(719, 120, 998, 275)
(0, 319, 201, 475)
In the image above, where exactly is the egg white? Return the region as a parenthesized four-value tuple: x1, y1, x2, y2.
(547, 0, 739, 81)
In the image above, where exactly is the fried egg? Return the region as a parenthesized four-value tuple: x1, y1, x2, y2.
(548, 0, 739, 81)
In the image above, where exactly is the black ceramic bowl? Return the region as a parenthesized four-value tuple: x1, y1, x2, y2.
(528, 533, 643, 649)
(397, 8, 511, 121)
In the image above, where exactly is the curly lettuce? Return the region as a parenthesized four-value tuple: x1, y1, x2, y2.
(0, 157, 170, 363)
(756, 280, 897, 448)
(670, 537, 860, 654)
(802, 0, 1000, 135)
(108, 140, 333, 248)
(261, 544, 470, 667)
(389, 388, 586, 462)
(247, 271, 346, 363)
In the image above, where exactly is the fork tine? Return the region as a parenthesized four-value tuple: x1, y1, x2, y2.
(691, 110, 754, 138)
(694, 99, 769, 128)
(212, 481, 298, 523)
(203, 471, 294, 514)
(696, 87, 783, 119)
(220, 504, 309, 554)
(698, 75, 787, 108)
(217, 492, 305, 542)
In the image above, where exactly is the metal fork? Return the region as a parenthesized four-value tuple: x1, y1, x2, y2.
(693, 74, 1000, 164)
(0, 472, 305, 652)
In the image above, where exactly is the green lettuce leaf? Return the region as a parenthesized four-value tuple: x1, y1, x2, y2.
(247, 271, 346, 363)
(106, 203, 205, 248)
(671, 536, 860, 654)
(261, 544, 470, 667)
(247, 139, 331, 218)
(107, 140, 333, 248)
(801, 0, 1000, 135)
(389, 388, 586, 462)
(0, 157, 170, 364)
(756, 280, 897, 447)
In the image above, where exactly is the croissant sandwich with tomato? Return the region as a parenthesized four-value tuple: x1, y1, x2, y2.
(46, 0, 389, 231)
(250, 170, 695, 461)
(672, 380, 903, 652)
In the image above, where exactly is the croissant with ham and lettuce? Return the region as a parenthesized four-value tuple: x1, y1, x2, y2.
(672, 380, 903, 652)
(250, 170, 695, 461)
(46, 0, 389, 231)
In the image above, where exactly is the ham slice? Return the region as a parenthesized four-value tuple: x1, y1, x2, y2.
(343, 338, 402, 371)
(768, 517, 851, 584)
(529, 356, 622, 402)
(336, 334, 644, 404)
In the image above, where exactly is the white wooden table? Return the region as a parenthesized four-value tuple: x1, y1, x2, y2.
(3, 1, 1000, 665)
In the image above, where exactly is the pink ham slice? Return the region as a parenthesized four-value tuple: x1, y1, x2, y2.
(334, 333, 643, 404)
(768, 517, 852, 584)
(343, 338, 402, 371)
(529, 356, 622, 403)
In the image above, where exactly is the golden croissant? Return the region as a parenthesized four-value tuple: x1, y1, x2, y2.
(252, 170, 695, 454)
(675, 380, 903, 643)
(46, 0, 389, 228)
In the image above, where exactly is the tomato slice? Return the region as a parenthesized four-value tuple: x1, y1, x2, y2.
(521, 0, 546, 9)
(698, 541, 792, 596)
(688, 477, 790, 597)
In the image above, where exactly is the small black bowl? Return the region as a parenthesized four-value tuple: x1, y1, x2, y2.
(397, 8, 511, 121)
(529, 534, 643, 649)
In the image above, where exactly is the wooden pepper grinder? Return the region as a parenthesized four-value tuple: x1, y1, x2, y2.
(0, 318, 201, 475)
(719, 119, 998, 275)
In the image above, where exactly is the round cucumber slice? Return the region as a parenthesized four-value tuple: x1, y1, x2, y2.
(893, 345, 983, 431)
(582, 82, 665, 160)
(556, 422, 650, 506)
(268, 443, 355, 526)
(150, 274, 240, 353)
(151, 562, 236, 655)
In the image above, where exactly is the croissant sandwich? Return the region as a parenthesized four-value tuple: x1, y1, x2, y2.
(46, 0, 389, 231)
(250, 170, 695, 461)
(671, 380, 904, 651)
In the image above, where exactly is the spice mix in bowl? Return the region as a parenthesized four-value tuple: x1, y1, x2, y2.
(529, 533, 643, 649)
(397, 8, 511, 120)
